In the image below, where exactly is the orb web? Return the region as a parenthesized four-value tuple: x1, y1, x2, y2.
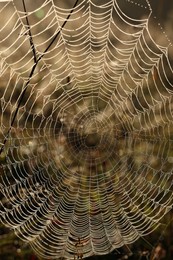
(0, 0, 173, 259)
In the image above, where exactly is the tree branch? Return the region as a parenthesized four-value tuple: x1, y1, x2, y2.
(0, 0, 79, 156)
(38, 0, 79, 62)
(22, 0, 37, 64)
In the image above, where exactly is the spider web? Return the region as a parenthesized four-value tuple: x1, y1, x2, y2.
(0, 0, 173, 259)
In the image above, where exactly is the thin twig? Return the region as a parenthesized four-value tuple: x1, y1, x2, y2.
(0, 0, 79, 155)
(22, 0, 37, 64)
(0, 64, 37, 155)
(38, 0, 79, 62)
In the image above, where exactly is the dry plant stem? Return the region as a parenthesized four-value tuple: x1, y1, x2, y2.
(0, 0, 79, 155)
(22, 0, 37, 64)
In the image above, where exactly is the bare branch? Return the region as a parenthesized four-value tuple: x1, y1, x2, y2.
(38, 0, 79, 62)
(0, 0, 80, 156)
(22, 0, 37, 64)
